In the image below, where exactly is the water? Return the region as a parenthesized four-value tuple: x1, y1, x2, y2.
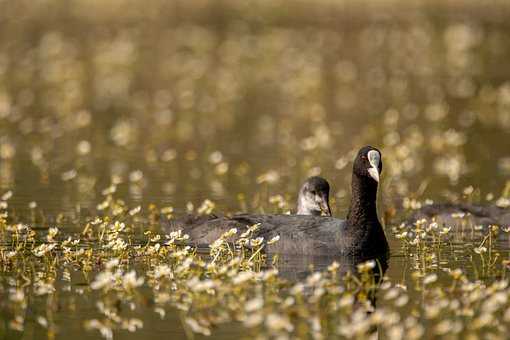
(1, 0, 510, 339)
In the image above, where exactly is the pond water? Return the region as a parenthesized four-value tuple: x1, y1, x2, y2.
(1, 0, 510, 339)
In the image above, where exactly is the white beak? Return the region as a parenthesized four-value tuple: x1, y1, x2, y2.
(367, 150, 380, 183)
(368, 167, 379, 182)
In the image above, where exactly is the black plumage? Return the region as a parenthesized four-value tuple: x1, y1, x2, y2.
(409, 202, 510, 227)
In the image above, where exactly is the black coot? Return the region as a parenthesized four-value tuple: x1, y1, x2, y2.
(409, 202, 510, 227)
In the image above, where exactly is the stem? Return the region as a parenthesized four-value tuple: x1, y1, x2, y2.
(248, 244, 265, 263)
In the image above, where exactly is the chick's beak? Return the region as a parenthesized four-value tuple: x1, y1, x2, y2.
(316, 194, 332, 216)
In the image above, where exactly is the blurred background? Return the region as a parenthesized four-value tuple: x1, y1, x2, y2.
(1, 0, 510, 220)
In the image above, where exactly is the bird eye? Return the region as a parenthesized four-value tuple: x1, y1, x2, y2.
(310, 190, 316, 195)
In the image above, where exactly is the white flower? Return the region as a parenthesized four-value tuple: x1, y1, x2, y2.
(245, 297, 264, 312)
(154, 265, 172, 279)
(37, 316, 48, 328)
(90, 271, 115, 290)
(185, 318, 211, 336)
(328, 261, 340, 272)
(385, 288, 400, 300)
(232, 271, 254, 285)
(1, 190, 12, 200)
(161, 206, 174, 214)
(111, 221, 125, 232)
(210, 238, 225, 250)
(290, 283, 304, 295)
(33, 244, 56, 257)
(307, 272, 322, 285)
(256, 170, 280, 184)
(265, 313, 293, 332)
(496, 197, 510, 208)
(15, 224, 28, 232)
(244, 313, 263, 328)
(449, 268, 463, 279)
(339, 295, 354, 308)
(85, 319, 113, 340)
(122, 271, 144, 290)
(129, 170, 143, 182)
(197, 199, 215, 215)
(105, 258, 119, 270)
(423, 273, 438, 285)
(129, 206, 141, 216)
(101, 184, 117, 195)
(121, 318, 143, 332)
(34, 282, 55, 296)
(267, 235, 280, 245)
(440, 227, 451, 235)
(451, 212, 466, 219)
(222, 228, 237, 239)
(357, 260, 376, 272)
(9, 288, 25, 302)
(395, 231, 408, 239)
(250, 237, 264, 247)
(61, 169, 77, 181)
(474, 246, 487, 254)
(47, 227, 59, 241)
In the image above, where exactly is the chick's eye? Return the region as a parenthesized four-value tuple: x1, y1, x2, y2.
(310, 191, 316, 195)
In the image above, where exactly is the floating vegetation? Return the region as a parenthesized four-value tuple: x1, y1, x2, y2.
(0, 190, 510, 339)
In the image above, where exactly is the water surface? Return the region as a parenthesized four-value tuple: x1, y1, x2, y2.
(1, 0, 510, 339)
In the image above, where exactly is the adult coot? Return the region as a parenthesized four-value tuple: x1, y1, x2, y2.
(409, 202, 510, 227)
(166, 146, 389, 257)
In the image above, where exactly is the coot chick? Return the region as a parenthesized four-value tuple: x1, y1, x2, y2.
(409, 202, 510, 227)
(167, 146, 388, 257)
(166, 176, 332, 230)
(296, 176, 331, 216)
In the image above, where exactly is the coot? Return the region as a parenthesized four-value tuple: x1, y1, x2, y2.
(296, 176, 331, 216)
(166, 146, 389, 257)
(409, 202, 510, 227)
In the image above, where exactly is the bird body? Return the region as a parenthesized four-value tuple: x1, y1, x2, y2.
(409, 202, 510, 227)
(181, 213, 388, 257)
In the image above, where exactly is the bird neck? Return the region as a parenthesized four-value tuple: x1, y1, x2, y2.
(347, 173, 379, 226)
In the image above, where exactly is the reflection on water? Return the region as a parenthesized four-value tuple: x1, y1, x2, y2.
(1, 0, 510, 339)
(270, 252, 389, 287)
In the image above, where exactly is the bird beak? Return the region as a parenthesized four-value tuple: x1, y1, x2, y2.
(317, 194, 332, 216)
(368, 166, 379, 183)
(367, 150, 381, 183)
